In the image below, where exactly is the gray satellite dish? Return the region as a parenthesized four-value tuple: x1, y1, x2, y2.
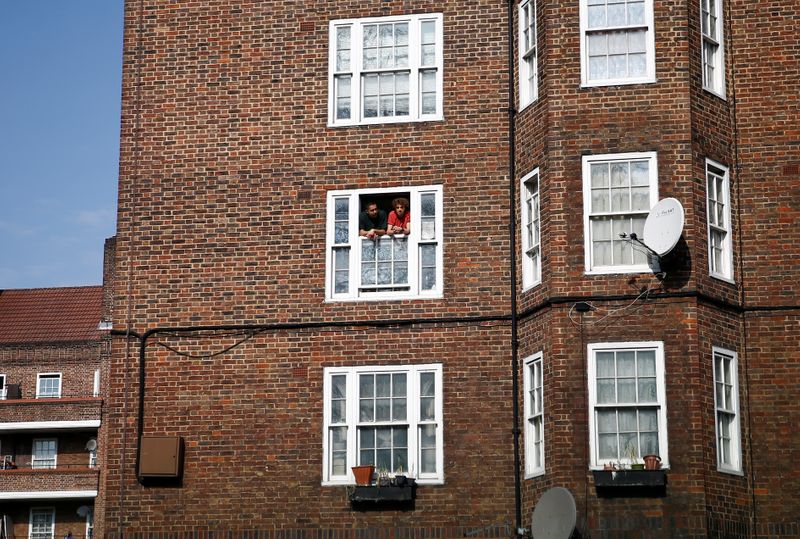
(531, 487, 576, 539)
(642, 198, 685, 257)
(76, 505, 90, 518)
(86, 438, 97, 451)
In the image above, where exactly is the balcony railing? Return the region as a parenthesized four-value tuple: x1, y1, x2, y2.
(0, 393, 102, 426)
(0, 463, 100, 497)
(2, 462, 99, 471)
(0, 387, 100, 400)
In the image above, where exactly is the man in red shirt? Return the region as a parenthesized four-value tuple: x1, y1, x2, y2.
(387, 197, 411, 235)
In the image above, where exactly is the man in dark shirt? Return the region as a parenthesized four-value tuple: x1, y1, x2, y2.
(359, 202, 388, 239)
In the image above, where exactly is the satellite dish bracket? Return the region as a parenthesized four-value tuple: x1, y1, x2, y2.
(627, 233, 661, 259)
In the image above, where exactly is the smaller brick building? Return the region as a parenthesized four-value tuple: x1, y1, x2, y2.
(0, 286, 110, 539)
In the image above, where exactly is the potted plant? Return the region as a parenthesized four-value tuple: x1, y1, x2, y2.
(625, 445, 645, 470)
(393, 465, 408, 486)
(351, 465, 374, 486)
(643, 454, 661, 470)
(377, 467, 391, 487)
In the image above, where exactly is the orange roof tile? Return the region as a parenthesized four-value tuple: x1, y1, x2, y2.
(0, 286, 106, 344)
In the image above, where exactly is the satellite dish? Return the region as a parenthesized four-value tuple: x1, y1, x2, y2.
(642, 198, 685, 257)
(531, 487, 576, 539)
(86, 438, 97, 451)
(76, 505, 90, 518)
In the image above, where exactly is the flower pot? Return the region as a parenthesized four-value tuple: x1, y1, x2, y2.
(351, 465, 374, 486)
(630, 464, 645, 470)
(643, 454, 661, 470)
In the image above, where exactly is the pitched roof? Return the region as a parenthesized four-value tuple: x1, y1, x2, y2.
(0, 286, 106, 344)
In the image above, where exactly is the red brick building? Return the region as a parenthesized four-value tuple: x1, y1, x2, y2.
(0, 286, 110, 539)
(104, 0, 798, 537)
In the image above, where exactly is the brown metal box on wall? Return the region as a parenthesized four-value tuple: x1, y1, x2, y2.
(139, 436, 184, 479)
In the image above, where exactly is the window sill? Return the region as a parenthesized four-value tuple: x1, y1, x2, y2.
(581, 76, 657, 88)
(328, 115, 444, 128)
(585, 266, 653, 276)
(325, 292, 443, 303)
(702, 86, 728, 101)
(709, 272, 735, 285)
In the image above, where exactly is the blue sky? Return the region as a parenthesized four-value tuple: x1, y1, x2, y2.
(0, 2, 123, 289)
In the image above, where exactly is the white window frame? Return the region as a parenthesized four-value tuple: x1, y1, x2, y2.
(700, 0, 726, 98)
(36, 373, 62, 399)
(328, 13, 444, 127)
(582, 152, 659, 274)
(579, 0, 656, 87)
(587, 341, 668, 469)
(325, 185, 444, 301)
(523, 352, 545, 477)
(712, 346, 742, 475)
(706, 159, 734, 282)
(322, 363, 444, 485)
(28, 508, 55, 539)
(518, 0, 538, 108)
(93, 369, 101, 397)
(520, 168, 542, 289)
(86, 508, 95, 539)
(31, 438, 58, 470)
(0, 374, 5, 400)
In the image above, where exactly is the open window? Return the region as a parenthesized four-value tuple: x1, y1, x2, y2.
(326, 185, 443, 300)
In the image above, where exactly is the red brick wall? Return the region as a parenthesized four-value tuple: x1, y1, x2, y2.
(109, 0, 514, 534)
(730, 0, 800, 306)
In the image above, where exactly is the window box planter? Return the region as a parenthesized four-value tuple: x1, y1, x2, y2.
(348, 481, 416, 504)
(592, 470, 667, 497)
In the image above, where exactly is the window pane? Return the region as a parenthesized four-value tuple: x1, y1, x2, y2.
(607, 3, 626, 26)
(588, 5, 606, 28)
(334, 247, 349, 270)
(420, 372, 435, 396)
(629, 53, 647, 76)
(638, 350, 655, 374)
(638, 378, 657, 402)
(597, 352, 615, 376)
(640, 432, 658, 455)
(588, 33, 607, 56)
(395, 22, 409, 45)
(393, 373, 407, 397)
(639, 409, 658, 431)
(592, 218, 612, 240)
(628, 1, 645, 24)
(376, 398, 391, 421)
(618, 379, 636, 402)
(597, 379, 616, 403)
(617, 351, 635, 375)
(394, 448, 408, 473)
(589, 56, 607, 80)
(394, 398, 407, 421)
(619, 409, 637, 432)
(598, 433, 618, 459)
(376, 427, 392, 447)
(360, 399, 374, 421)
(591, 163, 609, 187)
(597, 410, 617, 433)
(421, 243, 436, 267)
(375, 374, 390, 397)
(421, 21, 435, 45)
